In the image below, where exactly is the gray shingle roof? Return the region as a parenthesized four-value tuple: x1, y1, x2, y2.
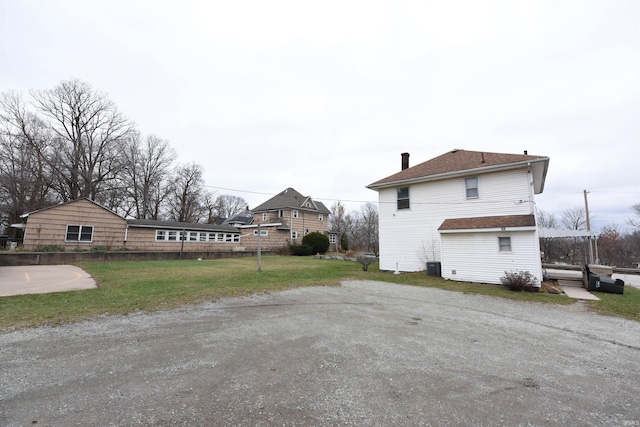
(222, 210, 254, 226)
(252, 187, 331, 215)
(127, 219, 239, 233)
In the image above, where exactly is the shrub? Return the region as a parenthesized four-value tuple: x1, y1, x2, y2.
(500, 270, 538, 292)
(301, 232, 330, 254)
(340, 235, 349, 252)
(290, 244, 313, 256)
(33, 245, 65, 252)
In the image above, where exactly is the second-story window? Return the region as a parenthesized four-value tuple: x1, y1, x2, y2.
(397, 187, 410, 209)
(319, 214, 324, 222)
(278, 209, 284, 218)
(262, 213, 267, 221)
(465, 177, 479, 199)
(293, 210, 299, 218)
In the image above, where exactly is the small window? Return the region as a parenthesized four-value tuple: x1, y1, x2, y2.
(168, 231, 178, 241)
(262, 213, 267, 221)
(66, 225, 93, 242)
(79, 226, 93, 242)
(293, 210, 299, 218)
(199, 233, 207, 242)
(189, 232, 198, 241)
(156, 230, 166, 241)
(278, 209, 284, 218)
(291, 231, 298, 239)
(65, 225, 80, 241)
(319, 214, 324, 222)
(329, 234, 336, 244)
(498, 236, 512, 252)
(465, 177, 479, 199)
(253, 229, 268, 236)
(397, 187, 410, 210)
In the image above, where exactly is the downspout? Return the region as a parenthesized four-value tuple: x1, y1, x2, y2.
(527, 163, 535, 215)
(124, 223, 129, 247)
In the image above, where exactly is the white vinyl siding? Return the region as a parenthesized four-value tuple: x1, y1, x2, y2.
(377, 168, 535, 272)
(440, 230, 542, 286)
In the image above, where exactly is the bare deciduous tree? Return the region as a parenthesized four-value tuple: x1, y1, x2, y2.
(122, 132, 176, 219)
(328, 201, 350, 252)
(561, 206, 586, 230)
(166, 162, 207, 223)
(214, 194, 247, 222)
(31, 79, 133, 202)
(627, 203, 640, 229)
(0, 92, 57, 232)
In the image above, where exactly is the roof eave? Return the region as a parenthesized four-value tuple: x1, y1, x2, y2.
(368, 158, 549, 191)
(439, 226, 538, 233)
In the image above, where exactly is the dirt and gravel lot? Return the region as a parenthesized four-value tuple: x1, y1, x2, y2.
(1, 280, 639, 426)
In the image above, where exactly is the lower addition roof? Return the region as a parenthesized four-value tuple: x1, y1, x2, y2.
(438, 214, 536, 232)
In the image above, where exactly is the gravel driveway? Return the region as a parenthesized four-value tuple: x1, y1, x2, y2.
(1, 280, 639, 426)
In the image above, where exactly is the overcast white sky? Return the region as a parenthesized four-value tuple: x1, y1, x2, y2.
(1, 0, 638, 231)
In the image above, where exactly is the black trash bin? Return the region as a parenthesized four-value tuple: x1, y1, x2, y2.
(426, 261, 441, 277)
(587, 272, 600, 291)
(591, 277, 624, 294)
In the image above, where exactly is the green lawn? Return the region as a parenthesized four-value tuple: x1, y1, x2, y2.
(1, 256, 638, 331)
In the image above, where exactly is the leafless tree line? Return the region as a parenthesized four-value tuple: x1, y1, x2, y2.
(537, 205, 640, 268)
(0, 79, 246, 237)
(329, 201, 379, 256)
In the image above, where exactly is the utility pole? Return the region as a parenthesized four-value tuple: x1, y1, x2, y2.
(257, 223, 261, 272)
(584, 190, 594, 264)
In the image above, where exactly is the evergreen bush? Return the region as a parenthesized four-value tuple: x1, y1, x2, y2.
(301, 232, 330, 254)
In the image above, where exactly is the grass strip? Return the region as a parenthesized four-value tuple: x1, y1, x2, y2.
(1, 256, 636, 331)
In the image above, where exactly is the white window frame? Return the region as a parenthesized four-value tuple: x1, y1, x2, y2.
(66, 224, 94, 243)
(319, 214, 324, 222)
(278, 209, 285, 218)
(292, 210, 299, 218)
(253, 229, 268, 236)
(465, 177, 479, 200)
(291, 231, 298, 239)
(329, 234, 336, 244)
(262, 213, 268, 221)
(498, 236, 512, 252)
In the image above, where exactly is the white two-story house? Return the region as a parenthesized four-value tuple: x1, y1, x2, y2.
(367, 149, 550, 286)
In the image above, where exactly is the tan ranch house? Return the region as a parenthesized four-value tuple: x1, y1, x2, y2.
(20, 187, 333, 252)
(20, 198, 242, 251)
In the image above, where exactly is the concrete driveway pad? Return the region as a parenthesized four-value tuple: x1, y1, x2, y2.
(0, 265, 96, 296)
(1, 280, 639, 426)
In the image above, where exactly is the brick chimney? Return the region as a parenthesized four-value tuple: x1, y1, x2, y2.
(401, 152, 410, 170)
